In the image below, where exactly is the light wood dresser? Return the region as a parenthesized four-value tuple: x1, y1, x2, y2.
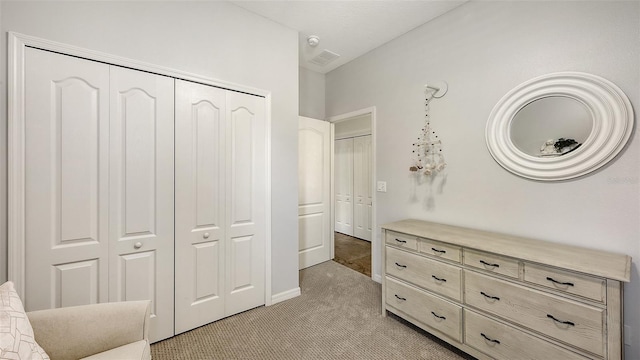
(381, 219, 631, 360)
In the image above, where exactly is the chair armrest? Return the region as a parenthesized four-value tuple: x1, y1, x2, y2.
(27, 300, 151, 360)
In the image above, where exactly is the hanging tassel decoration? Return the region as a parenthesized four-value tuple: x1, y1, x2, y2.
(410, 87, 446, 175)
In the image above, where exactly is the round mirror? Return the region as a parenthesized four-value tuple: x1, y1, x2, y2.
(510, 96, 592, 157)
(486, 72, 634, 181)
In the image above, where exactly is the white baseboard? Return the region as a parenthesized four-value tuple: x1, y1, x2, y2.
(372, 273, 382, 283)
(270, 287, 301, 304)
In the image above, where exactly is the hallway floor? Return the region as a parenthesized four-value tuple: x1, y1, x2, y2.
(333, 232, 371, 277)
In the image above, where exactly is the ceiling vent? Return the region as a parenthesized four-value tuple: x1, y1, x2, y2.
(309, 50, 340, 66)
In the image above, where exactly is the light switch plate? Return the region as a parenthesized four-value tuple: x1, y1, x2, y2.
(376, 181, 387, 192)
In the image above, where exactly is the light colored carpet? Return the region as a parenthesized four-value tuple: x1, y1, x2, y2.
(151, 261, 474, 359)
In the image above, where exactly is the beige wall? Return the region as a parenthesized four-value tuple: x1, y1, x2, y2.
(299, 67, 326, 120)
(0, 1, 300, 296)
(326, 1, 640, 357)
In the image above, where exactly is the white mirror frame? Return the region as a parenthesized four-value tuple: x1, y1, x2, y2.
(486, 72, 634, 181)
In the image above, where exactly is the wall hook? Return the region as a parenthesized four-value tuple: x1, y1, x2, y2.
(425, 81, 448, 98)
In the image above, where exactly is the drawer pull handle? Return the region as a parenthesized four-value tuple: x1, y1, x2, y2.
(395, 262, 407, 268)
(394, 294, 407, 301)
(431, 275, 447, 282)
(431, 311, 446, 320)
(547, 314, 575, 327)
(546, 277, 574, 287)
(395, 239, 407, 244)
(431, 247, 446, 254)
(481, 333, 501, 344)
(480, 291, 500, 301)
(479, 260, 500, 268)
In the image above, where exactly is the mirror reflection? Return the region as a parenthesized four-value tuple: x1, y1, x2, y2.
(510, 96, 592, 157)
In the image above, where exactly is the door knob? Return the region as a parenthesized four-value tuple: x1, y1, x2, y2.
(134, 242, 143, 249)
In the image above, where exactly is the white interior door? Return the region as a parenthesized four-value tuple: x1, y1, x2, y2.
(24, 48, 110, 311)
(353, 135, 372, 241)
(298, 117, 332, 269)
(109, 67, 175, 342)
(225, 91, 266, 316)
(174, 79, 226, 334)
(335, 138, 354, 235)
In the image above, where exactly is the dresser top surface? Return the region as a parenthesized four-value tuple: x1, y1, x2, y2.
(382, 219, 631, 282)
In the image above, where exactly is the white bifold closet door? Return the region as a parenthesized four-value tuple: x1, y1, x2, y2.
(24, 47, 175, 342)
(174, 80, 266, 334)
(109, 66, 175, 342)
(334, 138, 354, 235)
(353, 135, 372, 241)
(25, 48, 110, 311)
(334, 135, 372, 241)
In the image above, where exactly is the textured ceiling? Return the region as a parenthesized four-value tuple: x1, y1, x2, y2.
(232, 1, 467, 74)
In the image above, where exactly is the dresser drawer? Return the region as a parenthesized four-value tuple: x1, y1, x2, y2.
(464, 310, 588, 360)
(386, 246, 462, 301)
(524, 263, 606, 303)
(386, 231, 418, 251)
(464, 270, 604, 356)
(386, 277, 462, 342)
(419, 239, 461, 263)
(464, 249, 519, 279)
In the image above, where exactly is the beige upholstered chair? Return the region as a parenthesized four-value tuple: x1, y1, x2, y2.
(27, 301, 152, 360)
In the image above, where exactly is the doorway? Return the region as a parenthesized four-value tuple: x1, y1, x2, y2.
(328, 107, 377, 281)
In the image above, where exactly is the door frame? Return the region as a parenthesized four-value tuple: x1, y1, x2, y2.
(7, 32, 274, 303)
(327, 107, 379, 283)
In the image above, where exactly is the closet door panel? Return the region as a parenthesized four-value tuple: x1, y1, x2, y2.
(225, 92, 266, 315)
(24, 48, 110, 311)
(117, 251, 156, 305)
(353, 135, 372, 241)
(334, 138, 353, 235)
(174, 80, 226, 334)
(194, 242, 221, 298)
(230, 107, 253, 225)
(230, 236, 254, 289)
(53, 260, 100, 308)
(109, 67, 175, 342)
